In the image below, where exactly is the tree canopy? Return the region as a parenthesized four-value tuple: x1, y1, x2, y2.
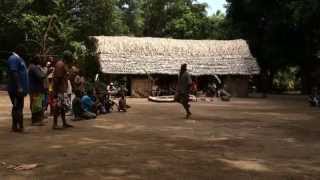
(0, 0, 227, 54)
(0, 0, 230, 77)
(226, 0, 320, 92)
(1, 0, 319, 92)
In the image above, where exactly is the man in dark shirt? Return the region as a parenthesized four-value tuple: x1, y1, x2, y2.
(176, 64, 192, 119)
(7, 46, 29, 132)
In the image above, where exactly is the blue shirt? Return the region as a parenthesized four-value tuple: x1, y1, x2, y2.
(7, 53, 29, 95)
(81, 95, 94, 112)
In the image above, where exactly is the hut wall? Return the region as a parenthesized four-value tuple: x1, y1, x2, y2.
(131, 77, 152, 97)
(224, 75, 249, 97)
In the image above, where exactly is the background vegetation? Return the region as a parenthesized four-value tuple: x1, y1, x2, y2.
(0, 0, 319, 93)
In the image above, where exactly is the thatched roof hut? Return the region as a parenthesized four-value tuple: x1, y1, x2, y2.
(91, 36, 260, 76)
(90, 36, 260, 97)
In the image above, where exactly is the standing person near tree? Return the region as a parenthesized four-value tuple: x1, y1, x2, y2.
(175, 64, 192, 119)
(52, 51, 74, 129)
(73, 70, 86, 94)
(39, 57, 52, 117)
(47, 56, 56, 115)
(28, 56, 46, 126)
(6, 45, 29, 132)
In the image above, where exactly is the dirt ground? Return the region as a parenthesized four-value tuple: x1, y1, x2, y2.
(0, 92, 320, 180)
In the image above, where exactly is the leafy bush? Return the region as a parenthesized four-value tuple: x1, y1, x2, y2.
(273, 66, 301, 92)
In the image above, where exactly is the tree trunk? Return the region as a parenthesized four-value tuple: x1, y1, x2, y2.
(259, 68, 269, 98)
(268, 68, 275, 94)
(301, 61, 314, 94)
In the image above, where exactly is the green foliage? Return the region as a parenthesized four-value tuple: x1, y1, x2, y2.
(205, 12, 233, 40)
(2, 0, 317, 93)
(226, 0, 320, 92)
(118, 0, 144, 36)
(273, 67, 301, 92)
(141, 0, 229, 39)
(0, 60, 7, 84)
(0, 0, 235, 80)
(165, 4, 206, 39)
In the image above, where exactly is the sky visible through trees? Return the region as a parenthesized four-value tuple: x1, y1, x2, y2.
(198, 0, 226, 15)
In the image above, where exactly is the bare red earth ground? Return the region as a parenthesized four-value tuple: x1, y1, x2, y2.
(0, 92, 320, 180)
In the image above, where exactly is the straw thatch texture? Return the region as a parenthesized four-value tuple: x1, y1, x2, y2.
(92, 36, 260, 75)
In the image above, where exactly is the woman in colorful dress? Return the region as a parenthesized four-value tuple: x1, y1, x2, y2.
(28, 56, 46, 126)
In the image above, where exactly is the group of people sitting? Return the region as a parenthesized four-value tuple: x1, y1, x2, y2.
(72, 82, 128, 121)
(6, 46, 127, 133)
(49, 58, 129, 124)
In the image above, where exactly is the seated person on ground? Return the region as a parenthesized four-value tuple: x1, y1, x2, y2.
(309, 87, 320, 107)
(151, 85, 160, 96)
(81, 90, 98, 114)
(220, 85, 231, 101)
(118, 90, 127, 112)
(118, 96, 126, 112)
(94, 81, 109, 114)
(72, 90, 96, 120)
(107, 83, 118, 96)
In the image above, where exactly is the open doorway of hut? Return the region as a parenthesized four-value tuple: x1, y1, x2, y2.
(103, 75, 132, 96)
(152, 75, 178, 96)
(152, 75, 224, 97)
(196, 75, 223, 93)
(194, 76, 218, 91)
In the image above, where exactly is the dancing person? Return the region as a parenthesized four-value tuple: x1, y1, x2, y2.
(175, 64, 192, 119)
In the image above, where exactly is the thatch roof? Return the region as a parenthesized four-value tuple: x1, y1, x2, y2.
(92, 36, 260, 76)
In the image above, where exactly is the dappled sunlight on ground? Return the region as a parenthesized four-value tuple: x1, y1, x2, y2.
(218, 159, 271, 172)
